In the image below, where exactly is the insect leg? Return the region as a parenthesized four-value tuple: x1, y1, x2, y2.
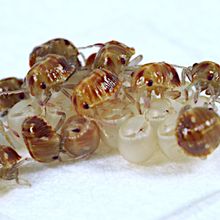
(0, 121, 19, 148)
(78, 52, 86, 65)
(54, 111, 66, 132)
(128, 54, 143, 67)
(60, 88, 72, 99)
(163, 90, 181, 100)
(44, 102, 67, 132)
(78, 43, 104, 50)
(123, 87, 142, 114)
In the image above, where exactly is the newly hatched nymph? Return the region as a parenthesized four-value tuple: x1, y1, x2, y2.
(26, 54, 75, 105)
(84, 40, 141, 75)
(127, 62, 181, 113)
(29, 38, 81, 69)
(182, 61, 220, 103)
(61, 116, 100, 159)
(72, 68, 122, 118)
(0, 77, 26, 115)
(22, 116, 61, 163)
(131, 62, 181, 98)
(0, 145, 28, 183)
(175, 106, 220, 157)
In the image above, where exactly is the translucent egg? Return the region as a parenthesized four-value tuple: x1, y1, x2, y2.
(118, 115, 157, 163)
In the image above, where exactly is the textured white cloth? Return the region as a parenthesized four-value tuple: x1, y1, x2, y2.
(0, 1, 220, 220)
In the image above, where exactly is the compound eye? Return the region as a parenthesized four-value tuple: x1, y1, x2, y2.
(207, 73, 214, 81)
(147, 80, 153, 87)
(82, 102, 90, 109)
(120, 57, 126, 65)
(40, 82, 47, 89)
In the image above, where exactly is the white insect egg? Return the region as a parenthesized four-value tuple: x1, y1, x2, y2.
(157, 114, 195, 161)
(96, 99, 133, 148)
(118, 115, 156, 163)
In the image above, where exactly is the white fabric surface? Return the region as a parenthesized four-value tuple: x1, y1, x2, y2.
(0, 1, 220, 219)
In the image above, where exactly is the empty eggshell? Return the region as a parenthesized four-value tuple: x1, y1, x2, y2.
(118, 115, 157, 163)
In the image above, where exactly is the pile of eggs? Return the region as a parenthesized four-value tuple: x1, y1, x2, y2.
(1, 38, 220, 184)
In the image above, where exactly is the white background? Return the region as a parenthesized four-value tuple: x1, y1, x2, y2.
(0, 0, 220, 220)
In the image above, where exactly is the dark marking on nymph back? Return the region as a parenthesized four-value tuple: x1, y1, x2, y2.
(28, 75, 35, 86)
(52, 156, 59, 160)
(135, 69, 145, 82)
(72, 128, 81, 133)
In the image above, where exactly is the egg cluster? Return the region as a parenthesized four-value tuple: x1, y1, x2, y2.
(1, 38, 220, 185)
